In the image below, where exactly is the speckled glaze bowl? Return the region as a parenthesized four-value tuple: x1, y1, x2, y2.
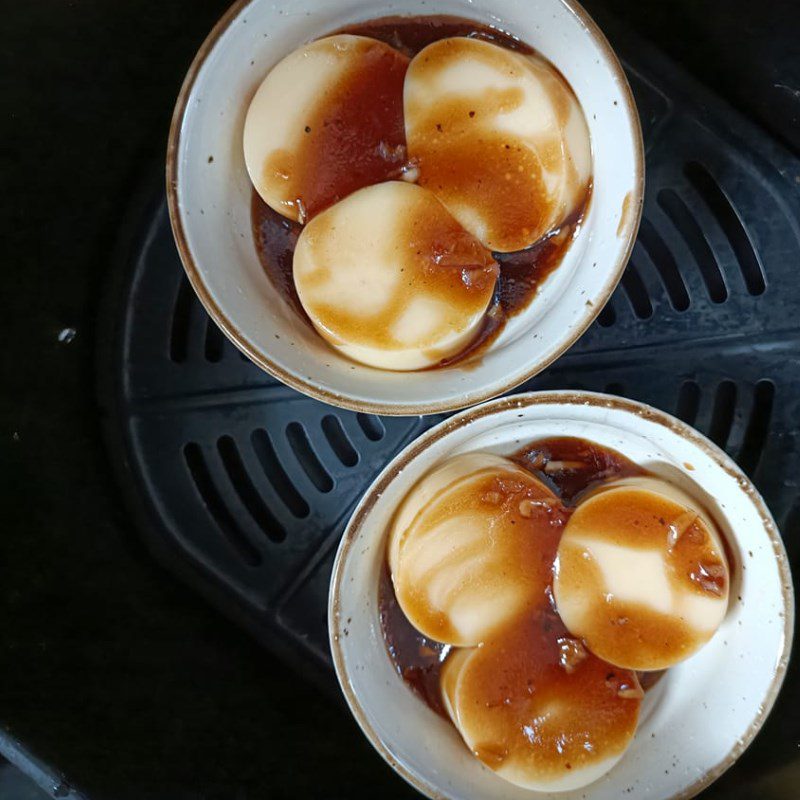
(329, 391, 793, 799)
(167, 0, 643, 415)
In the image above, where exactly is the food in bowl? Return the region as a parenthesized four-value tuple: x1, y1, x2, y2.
(381, 436, 730, 791)
(388, 452, 563, 644)
(245, 16, 592, 370)
(403, 36, 591, 253)
(244, 34, 410, 223)
(293, 182, 498, 370)
(554, 476, 730, 671)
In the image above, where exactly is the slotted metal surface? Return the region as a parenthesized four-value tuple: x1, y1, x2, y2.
(101, 26, 800, 693)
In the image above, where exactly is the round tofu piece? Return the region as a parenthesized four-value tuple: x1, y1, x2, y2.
(387, 452, 566, 645)
(293, 182, 498, 370)
(440, 646, 473, 725)
(440, 621, 641, 791)
(244, 34, 409, 221)
(554, 476, 730, 671)
(404, 37, 591, 252)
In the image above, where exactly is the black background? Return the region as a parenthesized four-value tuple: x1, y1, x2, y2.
(2, 1, 799, 798)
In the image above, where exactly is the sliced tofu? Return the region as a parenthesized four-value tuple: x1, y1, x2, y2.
(244, 34, 409, 221)
(554, 476, 730, 671)
(440, 621, 641, 791)
(293, 182, 498, 370)
(387, 452, 565, 644)
(404, 37, 591, 252)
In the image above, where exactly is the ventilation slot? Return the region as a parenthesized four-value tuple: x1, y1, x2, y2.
(285, 422, 334, 493)
(597, 300, 616, 328)
(217, 436, 285, 542)
(620, 260, 653, 319)
(183, 443, 261, 565)
(204, 319, 225, 362)
(170, 277, 194, 363)
(657, 188, 727, 304)
(684, 162, 766, 296)
(604, 382, 625, 396)
(637, 217, 691, 311)
(708, 380, 738, 450)
(251, 429, 309, 518)
(356, 413, 385, 442)
(675, 380, 701, 426)
(737, 380, 775, 476)
(321, 415, 358, 467)
(783, 497, 800, 555)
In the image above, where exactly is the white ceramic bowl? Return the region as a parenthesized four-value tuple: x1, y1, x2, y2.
(167, 0, 643, 415)
(329, 392, 793, 799)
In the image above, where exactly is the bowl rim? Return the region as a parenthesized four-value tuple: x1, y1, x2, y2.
(328, 390, 795, 800)
(165, 0, 645, 416)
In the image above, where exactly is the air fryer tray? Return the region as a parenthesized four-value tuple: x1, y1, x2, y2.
(100, 17, 800, 704)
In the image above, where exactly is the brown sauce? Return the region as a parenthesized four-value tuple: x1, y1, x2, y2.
(617, 189, 634, 238)
(295, 183, 498, 355)
(261, 37, 409, 222)
(379, 562, 450, 716)
(511, 435, 645, 502)
(449, 609, 641, 777)
(403, 36, 587, 253)
(555, 478, 730, 670)
(250, 15, 589, 367)
(378, 437, 661, 718)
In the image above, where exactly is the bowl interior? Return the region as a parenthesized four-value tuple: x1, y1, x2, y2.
(170, 0, 642, 414)
(330, 392, 792, 800)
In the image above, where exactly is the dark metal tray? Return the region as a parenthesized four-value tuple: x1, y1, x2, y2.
(99, 10, 800, 781)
